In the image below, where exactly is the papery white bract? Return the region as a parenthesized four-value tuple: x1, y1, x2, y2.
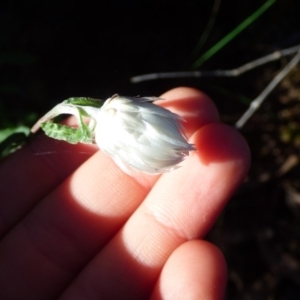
(94, 94, 195, 174)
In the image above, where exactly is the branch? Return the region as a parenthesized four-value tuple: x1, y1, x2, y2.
(131, 45, 300, 83)
(235, 48, 300, 128)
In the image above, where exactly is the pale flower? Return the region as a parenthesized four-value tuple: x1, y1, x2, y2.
(94, 94, 195, 174)
(31, 94, 196, 175)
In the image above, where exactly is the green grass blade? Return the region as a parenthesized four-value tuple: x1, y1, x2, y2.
(192, 0, 276, 69)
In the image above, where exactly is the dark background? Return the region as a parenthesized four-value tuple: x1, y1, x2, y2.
(1, 0, 300, 298)
(2, 0, 299, 120)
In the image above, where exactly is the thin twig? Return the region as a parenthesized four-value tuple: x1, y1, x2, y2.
(235, 48, 300, 128)
(131, 45, 300, 83)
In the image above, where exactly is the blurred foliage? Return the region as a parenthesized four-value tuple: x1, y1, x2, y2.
(0, 131, 28, 157)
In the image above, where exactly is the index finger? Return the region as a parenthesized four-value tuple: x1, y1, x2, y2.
(0, 125, 98, 237)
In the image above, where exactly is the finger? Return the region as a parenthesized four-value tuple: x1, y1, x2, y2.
(0, 134, 98, 237)
(0, 87, 218, 300)
(0, 87, 216, 237)
(59, 123, 250, 299)
(157, 86, 219, 136)
(150, 240, 227, 300)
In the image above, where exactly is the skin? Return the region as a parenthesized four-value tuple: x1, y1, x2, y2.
(0, 87, 250, 300)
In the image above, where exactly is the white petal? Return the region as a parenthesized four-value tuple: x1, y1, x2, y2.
(95, 95, 195, 174)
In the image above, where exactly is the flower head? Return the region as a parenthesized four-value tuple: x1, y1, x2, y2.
(94, 94, 195, 174)
(31, 94, 196, 175)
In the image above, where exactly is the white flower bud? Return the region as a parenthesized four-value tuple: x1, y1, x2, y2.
(94, 94, 195, 174)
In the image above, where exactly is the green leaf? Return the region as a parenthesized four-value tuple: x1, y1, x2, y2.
(0, 132, 28, 157)
(64, 97, 104, 108)
(35, 98, 100, 145)
(0, 126, 31, 143)
(41, 122, 93, 144)
(76, 107, 94, 142)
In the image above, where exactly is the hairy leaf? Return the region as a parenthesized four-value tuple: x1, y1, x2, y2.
(41, 122, 93, 144)
(64, 97, 103, 108)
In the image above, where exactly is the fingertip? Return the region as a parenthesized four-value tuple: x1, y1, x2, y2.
(160, 86, 210, 99)
(192, 123, 251, 178)
(157, 87, 220, 137)
(151, 240, 227, 300)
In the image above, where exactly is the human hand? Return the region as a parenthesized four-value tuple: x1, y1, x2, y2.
(0, 87, 250, 299)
